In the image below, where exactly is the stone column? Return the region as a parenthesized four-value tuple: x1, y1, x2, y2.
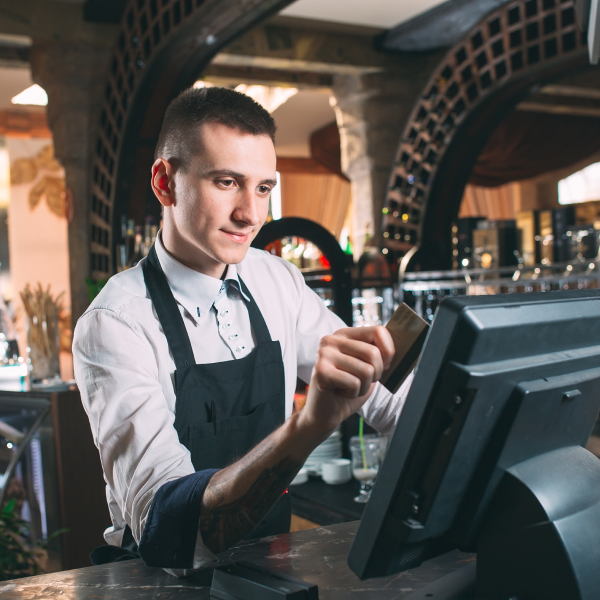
(30, 40, 112, 326)
(331, 53, 444, 260)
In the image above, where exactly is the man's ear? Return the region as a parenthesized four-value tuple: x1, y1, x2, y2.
(151, 158, 175, 207)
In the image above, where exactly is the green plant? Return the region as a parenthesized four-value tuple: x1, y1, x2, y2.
(85, 277, 110, 304)
(0, 499, 65, 581)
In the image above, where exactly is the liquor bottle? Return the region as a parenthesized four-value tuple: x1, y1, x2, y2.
(116, 216, 129, 272)
(126, 226, 144, 268)
(143, 217, 153, 256)
(125, 219, 136, 267)
(553, 206, 576, 263)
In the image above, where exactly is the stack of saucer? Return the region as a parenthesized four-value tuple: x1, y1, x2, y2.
(304, 428, 342, 475)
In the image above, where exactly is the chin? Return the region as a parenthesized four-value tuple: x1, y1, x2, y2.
(216, 244, 251, 265)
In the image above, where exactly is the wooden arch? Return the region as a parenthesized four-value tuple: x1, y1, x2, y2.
(88, 0, 292, 280)
(382, 0, 588, 270)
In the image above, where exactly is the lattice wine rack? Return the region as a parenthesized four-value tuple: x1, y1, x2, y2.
(88, 0, 289, 281)
(382, 0, 585, 263)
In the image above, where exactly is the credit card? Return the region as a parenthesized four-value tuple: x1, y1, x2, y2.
(380, 303, 429, 394)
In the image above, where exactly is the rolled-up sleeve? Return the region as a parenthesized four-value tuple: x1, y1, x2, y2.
(359, 375, 414, 435)
(73, 307, 216, 571)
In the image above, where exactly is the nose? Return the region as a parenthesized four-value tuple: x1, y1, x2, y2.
(232, 187, 261, 227)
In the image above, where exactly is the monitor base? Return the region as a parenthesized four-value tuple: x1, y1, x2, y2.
(476, 445, 600, 600)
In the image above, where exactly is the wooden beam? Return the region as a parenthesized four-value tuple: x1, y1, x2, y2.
(210, 53, 383, 75)
(276, 156, 335, 175)
(214, 19, 391, 74)
(378, 0, 509, 52)
(540, 84, 600, 100)
(517, 101, 600, 118)
(202, 63, 333, 87)
(0, 42, 29, 67)
(83, 0, 127, 24)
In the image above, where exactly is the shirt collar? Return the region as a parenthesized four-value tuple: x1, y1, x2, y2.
(153, 233, 249, 324)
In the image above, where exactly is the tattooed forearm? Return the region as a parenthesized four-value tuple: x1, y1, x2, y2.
(200, 455, 302, 553)
(198, 411, 327, 554)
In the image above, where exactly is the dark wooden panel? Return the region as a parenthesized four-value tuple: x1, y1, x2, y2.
(51, 389, 110, 570)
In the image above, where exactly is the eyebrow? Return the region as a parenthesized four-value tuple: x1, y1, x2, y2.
(203, 169, 277, 187)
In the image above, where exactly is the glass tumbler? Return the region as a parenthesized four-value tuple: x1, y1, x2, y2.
(27, 312, 60, 382)
(349, 435, 386, 503)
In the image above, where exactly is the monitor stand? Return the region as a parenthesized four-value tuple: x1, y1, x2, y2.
(404, 445, 600, 600)
(475, 445, 600, 600)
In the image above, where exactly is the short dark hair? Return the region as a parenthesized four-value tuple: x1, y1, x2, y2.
(154, 86, 276, 170)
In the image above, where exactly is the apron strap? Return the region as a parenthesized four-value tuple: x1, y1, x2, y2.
(142, 245, 274, 366)
(142, 245, 196, 370)
(237, 276, 272, 345)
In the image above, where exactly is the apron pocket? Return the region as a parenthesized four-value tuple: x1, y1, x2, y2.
(189, 402, 274, 469)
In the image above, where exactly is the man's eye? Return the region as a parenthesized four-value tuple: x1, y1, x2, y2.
(219, 179, 235, 187)
(258, 186, 271, 194)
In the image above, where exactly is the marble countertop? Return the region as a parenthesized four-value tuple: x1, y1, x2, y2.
(0, 522, 474, 600)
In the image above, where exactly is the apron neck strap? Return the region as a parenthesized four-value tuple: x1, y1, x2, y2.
(142, 245, 196, 370)
(142, 245, 274, 369)
(237, 276, 272, 345)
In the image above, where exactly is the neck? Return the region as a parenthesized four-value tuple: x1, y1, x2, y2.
(160, 227, 227, 279)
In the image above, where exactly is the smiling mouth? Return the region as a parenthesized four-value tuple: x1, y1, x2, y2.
(222, 230, 251, 244)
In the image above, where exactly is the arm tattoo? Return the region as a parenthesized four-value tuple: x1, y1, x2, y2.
(200, 455, 301, 553)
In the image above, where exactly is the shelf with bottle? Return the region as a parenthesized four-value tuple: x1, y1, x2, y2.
(0, 295, 27, 391)
(351, 287, 396, 328)
(116, 216, 159, 272)
(400, 259, 600, 324)
(266, 236, 332, 277)
(266, 235, 339, 314)
(454, 207, 600, 274)
(266, 235, 402, 328)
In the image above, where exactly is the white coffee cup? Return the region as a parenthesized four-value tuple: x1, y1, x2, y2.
(321, 458, 352, 485)
(291, 468, 308, 486)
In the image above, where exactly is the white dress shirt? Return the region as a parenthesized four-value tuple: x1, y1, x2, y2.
(73, 234, 412, 574)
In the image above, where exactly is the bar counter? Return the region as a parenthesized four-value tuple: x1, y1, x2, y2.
(0, 522, 474, 599)
(289, 477, 364, 524)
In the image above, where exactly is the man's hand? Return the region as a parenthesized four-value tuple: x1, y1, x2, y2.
(299, 326, 395, 440)
(200, 325, 394, 554)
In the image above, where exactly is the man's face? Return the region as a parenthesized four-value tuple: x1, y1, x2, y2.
(164, 122, 277, 276)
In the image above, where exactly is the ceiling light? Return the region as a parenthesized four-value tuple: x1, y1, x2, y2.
(193, 80, 214, 89)
(234, 85, 297, 113)
(558, 161, 600, 205)
(11, 84, 48, 106)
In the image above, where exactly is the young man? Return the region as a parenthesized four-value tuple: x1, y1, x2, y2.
(73, 86, 413, 575)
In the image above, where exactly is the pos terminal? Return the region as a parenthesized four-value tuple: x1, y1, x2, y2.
(349, 289, 600, 600)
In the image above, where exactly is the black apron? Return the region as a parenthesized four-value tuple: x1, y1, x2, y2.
(91, 245, 290, 566)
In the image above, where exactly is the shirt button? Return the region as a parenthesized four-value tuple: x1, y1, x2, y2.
(228, 334, 238, 340)
(224, 323, 231, 329)
(236, 346, 245, 353)
(219, 310, 228, 317)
